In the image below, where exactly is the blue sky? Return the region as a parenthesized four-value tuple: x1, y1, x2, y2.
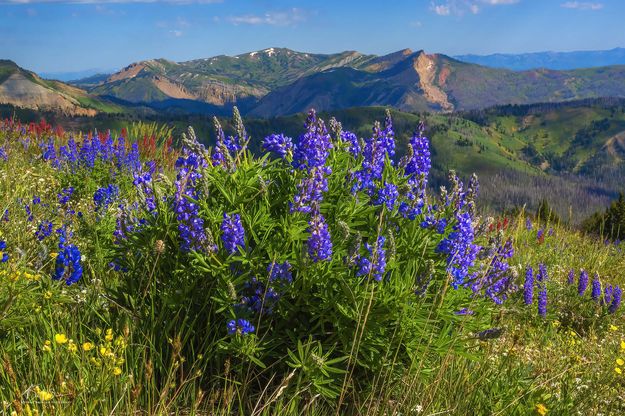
(0, 0, 624, 73)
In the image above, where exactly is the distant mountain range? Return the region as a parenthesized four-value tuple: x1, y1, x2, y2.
(454, 47, 625, 70)
(3, 47, 625, 117)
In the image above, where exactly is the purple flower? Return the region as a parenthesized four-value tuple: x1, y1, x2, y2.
(93, 184, 119, 212)
(262, 133, 293, 159)
(221, 213, 245, 255)
(0, 240, 8, 263)
(340, 130, 361, 156)
(578, 270, 589, 296)
(227, 319, 255, 335)
(567, 269, 575, 285)
(307, 214, 332, 262)
(524, 266, 534, 305)
(536, 264, 547, 282)
(356, 236, 387, 281)
(538, 285, 547, 317)
(268, 261, 292, 284)
(374, 182, 399, 211)
(609, 286, 622, 314)
(436, 211, 480, 288)
(591, 273, 602, 302)
(35, 220, 53, 241)
(293, 110, 332, 170)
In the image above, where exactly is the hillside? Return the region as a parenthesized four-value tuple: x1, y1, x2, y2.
(67, 48, 625, 117)
(0, 60, 123, 116)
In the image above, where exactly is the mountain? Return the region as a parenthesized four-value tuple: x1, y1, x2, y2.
(250, 51, 625, 116)
(454, 47, 625, 70)
(40, 68, 115, 83)
(0, 60, 123, 116)
(81, 48, 376, 114)
(13, 47, 625, 117)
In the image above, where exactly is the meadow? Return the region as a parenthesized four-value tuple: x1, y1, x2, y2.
(0, 109, 624, 415)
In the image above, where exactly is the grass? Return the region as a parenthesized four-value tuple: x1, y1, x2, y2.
(1, 114, 625, 414)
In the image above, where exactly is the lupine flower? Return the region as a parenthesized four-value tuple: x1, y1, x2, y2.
(293, 110, 332, 170)
(351, 119, 395, 194)
(609, 286, 622, 314)
(436, 211, 480, 288)
(0, 240, 8, 263)
(93, 184, 119, 212)
(567, 269, 575, 285)
(268, 261, 292, 284)
(604, 284, 614, 306)
(227, 319, 255, 335)
(525, 217, 532, 230)
(398, 126, 431, 220)
(536, 264, 547, 282)
(591, 273, 602, 302)
(35, 220, 53, 241)
(578, 270, 589, 296)
(307, 214, 333, 262)
(53, 236, 82, 285)
(291, 166, 331, 214)
(340, 130, 361, 156)
(374, 182, 399, 211)
(524, 266, 534, 305)
(538, 285, 547, 317)
(262, 133, 293, 159)
(221, 213, 245, 255)
(240, 277, 280, 315)
(0, 146, 7, 161)
(455, 308, 474, 315)
(57, 187, 74, 205)
(175, 152, 210, 252)
(356, 236, 387, 281)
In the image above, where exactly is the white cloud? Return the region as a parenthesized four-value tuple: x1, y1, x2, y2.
(432, 4, 450, 15)
(430, 0, 518, 16)
(561, 1, 603, 10)
(169, 29, 183, 37)
(228, 8, 307, 26)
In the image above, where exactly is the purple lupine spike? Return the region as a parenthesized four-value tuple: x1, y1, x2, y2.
(578, 270, 589, 296)
(609, 286, 622, 314)
(524, 266, 534, 305)
(591, 273, 602, 302)
(538, 284, 547, 317)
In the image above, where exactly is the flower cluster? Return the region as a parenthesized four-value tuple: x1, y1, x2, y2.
(53, 228, 83, 285)
(356, 236, 387, 281)
(262, 133, 293, 159)
(93, 184, 120, 212)
(0, 240, 8, 263)
(227, 318, 255, 336)
(221, 213, 245, 255)
(174, 151, 210, 253)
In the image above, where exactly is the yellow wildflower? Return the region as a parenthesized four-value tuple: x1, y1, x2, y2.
(43, 340, 52, 352)
(68, 341, 77, 353)
(112, 367, 122, 376)
(535, 403, 548, 415)
(50, 252, 58, 259)
(615, 367, 622, 374)
(35, 387, 53, 402)
(82, 342, 94, 351)
(54, 333, 68, 344)
(617, 358, 625, 366)
(610, 325, 619, 331)
(621, 340, 625, 351)
(105, 329, 114, 342)
(43, 291, 52, 300)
